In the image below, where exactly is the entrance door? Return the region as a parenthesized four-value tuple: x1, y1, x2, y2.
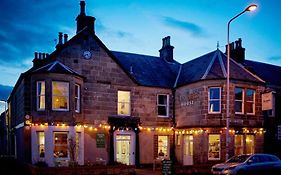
(183, 135, 193, 165)
(116, 135, 131, 165)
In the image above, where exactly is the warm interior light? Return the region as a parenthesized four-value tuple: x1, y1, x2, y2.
(246, 4, 257, 11)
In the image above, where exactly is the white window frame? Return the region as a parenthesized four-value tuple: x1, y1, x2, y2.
(36, 81, 45, 111)
(75, 84, 81, 113)
(208, 87, 221, 114)
(117, 90, 131, 116)
(235, 88, 244, 114)
(208, 134, 221, 160)
(157, 94, 169, 117)
(52, 81, 69, 111)
(53, 132, 69, 159)
(246, 89, 255, 115)
(37, 131, 45, 158)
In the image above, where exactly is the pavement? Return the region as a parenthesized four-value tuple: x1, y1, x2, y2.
(135, 168, 162, 175)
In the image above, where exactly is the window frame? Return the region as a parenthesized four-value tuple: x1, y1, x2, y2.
(208, 87, 221, 114)
(157, 94, 169, 117)
(246, 89, 255, 115)
(208, 134, 221, 160)
(37, 131, 45, 158)
(74, 84, 81, 113)
(52, 81, 69, 111)
(117, 90, 131, 116)
(235, 87, 244, 114)
(158, 135, 169, 158)
(53, 132, 69, 159)
(36, 81, 45, 111)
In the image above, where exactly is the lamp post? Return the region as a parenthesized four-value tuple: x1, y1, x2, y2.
(226, 4, 257, 160)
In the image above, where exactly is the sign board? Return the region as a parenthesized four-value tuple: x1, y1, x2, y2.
(278, 125, 281, 140)
(262, 92, 273, 111)
(96, 133, 105, 148)
(162, 160, 173, 175)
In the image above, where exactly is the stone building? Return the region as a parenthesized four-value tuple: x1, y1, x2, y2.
(6, 1, 277, 167)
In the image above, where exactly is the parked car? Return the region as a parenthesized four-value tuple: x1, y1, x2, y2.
(211, 153, 281, 175)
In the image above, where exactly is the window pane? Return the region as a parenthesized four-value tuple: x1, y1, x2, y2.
(37, 81, 45, 110)
(209, 101, 220, 112)
(158, 95, 167, 105)
(235, 101, 243, 113)
(54, 133, 68, 158)
(37, 82, 45, 95)
(208, 134, 220, 160)
(158, 106, 167, 116)
(246, 89, 254, 101)
(210, 88, 220, 99)
(75, 84, 80, 112)
(52, 82, 69, 110)
(235, 88, 243, 100)
(245, 102, 254, 114)
(38, 132, 45, 158)
(235, 135, 244, 155)
(245, 135, 254, 154)
(158, 136, 168, 157)
(118, 91, 130, 115)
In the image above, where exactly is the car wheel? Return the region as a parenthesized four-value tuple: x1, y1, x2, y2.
(237, 170, 246, 175)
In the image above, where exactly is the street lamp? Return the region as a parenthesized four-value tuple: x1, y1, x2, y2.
(226, 4, 257, 160)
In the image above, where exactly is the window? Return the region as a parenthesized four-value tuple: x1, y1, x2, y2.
(245, 135, 255, 154)
(38, 132, 45, 158)
(75, 84, 81, 113)
(54, 132, 68, 158)
(208, 87, 221, 113)
(246, 89, 255, 114)
(158, 136, 169, 157)
(36, 81, 45, 110)
(52, 82, 69, 111)
(208, 134, 220, 160)
(176, 135, 181, 146)
(234, 135, 244, 155)
(76, 132, 81, 162)
(235, 88, 244, 114)
(157, 95, 169, 117)
(117, 91, 131, 115)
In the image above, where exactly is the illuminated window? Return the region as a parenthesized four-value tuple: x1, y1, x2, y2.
(157, 95, 169, 117)
(117, 91, 130, 115)
(208, 87, 221, 113)
(52, 82, 69, 111)
(234, 135, 244, 155)
(176, 135, 181, 146)
(36, 81, 45, 111)
(245, 135, 255, 154)
(235, 88, 244, 114)
(54, 132, 68, 158)
(246, 89, 255, 114)
(75, 84, 81, 113)
(208, 134, 220, 160)
(38, 132, 45, 158)
(158, 136, 169, 157)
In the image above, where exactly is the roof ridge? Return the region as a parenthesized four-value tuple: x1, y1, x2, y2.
(47, 60, 58, 71)
(201, 50, 218, 79)
(111, 50, 159, 59)
(217, 51, 227, 78)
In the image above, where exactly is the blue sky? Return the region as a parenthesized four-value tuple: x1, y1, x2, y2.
(0, 0, 280, 87)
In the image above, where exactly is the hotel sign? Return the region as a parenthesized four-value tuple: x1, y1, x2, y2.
(96, 133, 105, 148)
(262, 92, 273, 111)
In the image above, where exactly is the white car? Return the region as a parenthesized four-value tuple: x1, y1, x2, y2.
(211, 154, 281, 175)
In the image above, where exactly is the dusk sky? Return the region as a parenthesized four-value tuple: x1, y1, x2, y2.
(0, 0, 281, 87)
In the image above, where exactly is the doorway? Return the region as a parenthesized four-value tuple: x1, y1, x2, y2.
(183, 135, 193, 165)
(114, 131, 135, 165)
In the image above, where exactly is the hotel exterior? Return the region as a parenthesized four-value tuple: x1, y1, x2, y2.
(6, 1, 279, 167)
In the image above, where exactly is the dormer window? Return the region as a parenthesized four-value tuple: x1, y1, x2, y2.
(52, 81, 69, 111)
(36, 81, 45, 111)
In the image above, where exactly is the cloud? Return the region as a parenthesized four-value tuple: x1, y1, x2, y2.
(96, 21, 133, 39)
(268, 56, 281, 61)
(162, 16, 207, 37)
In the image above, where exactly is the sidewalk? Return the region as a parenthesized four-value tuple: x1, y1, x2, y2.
(135, 168, 161, 175)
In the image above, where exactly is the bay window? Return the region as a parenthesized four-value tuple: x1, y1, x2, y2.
(36, 81, 45, 111)
(208, 87, 221, 113)
(52, 81, 69, 111)
(54, 132, 68, 158)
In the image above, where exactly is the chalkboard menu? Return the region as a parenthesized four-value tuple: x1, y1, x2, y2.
(162, 160, 173, 175)
(96, 133, 105, 148)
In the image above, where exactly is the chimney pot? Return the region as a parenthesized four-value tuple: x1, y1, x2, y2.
(34, 52, 38, 59)
(80, 1, 86, 16)
(42, 53, 46, 59)
(39, 53, 42, 59)
(64, 34, 68, 44)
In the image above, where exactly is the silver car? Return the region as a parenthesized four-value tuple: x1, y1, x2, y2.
(211, 154, 281, 175)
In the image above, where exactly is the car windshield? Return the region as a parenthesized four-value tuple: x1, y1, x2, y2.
(227, 155, 251, 163)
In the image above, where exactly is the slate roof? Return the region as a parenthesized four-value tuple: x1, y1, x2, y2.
(177, 49, 264, 86)
(244, 60, 281, 87)
(112, 51, 181, 88)
(32, 60, 83, 78)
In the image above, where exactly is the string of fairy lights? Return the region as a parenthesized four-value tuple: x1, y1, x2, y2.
(27, 121, 265, 135)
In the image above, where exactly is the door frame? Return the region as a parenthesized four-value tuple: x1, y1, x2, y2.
(183, 135, 194, 165)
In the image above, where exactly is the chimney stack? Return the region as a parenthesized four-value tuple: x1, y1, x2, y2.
(76, 1, 96, 34)
(159, 36, 174, 62)
(56, 32, 63, 49)
(64, 34, 68, 44)
(33, 52, 49, 67)
(225, 38, 245, 64)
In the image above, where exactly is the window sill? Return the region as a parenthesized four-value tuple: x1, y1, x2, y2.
(52, 109, 69, 112)
(157, 115, 169, 118)
(208, 112, 221, 114)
